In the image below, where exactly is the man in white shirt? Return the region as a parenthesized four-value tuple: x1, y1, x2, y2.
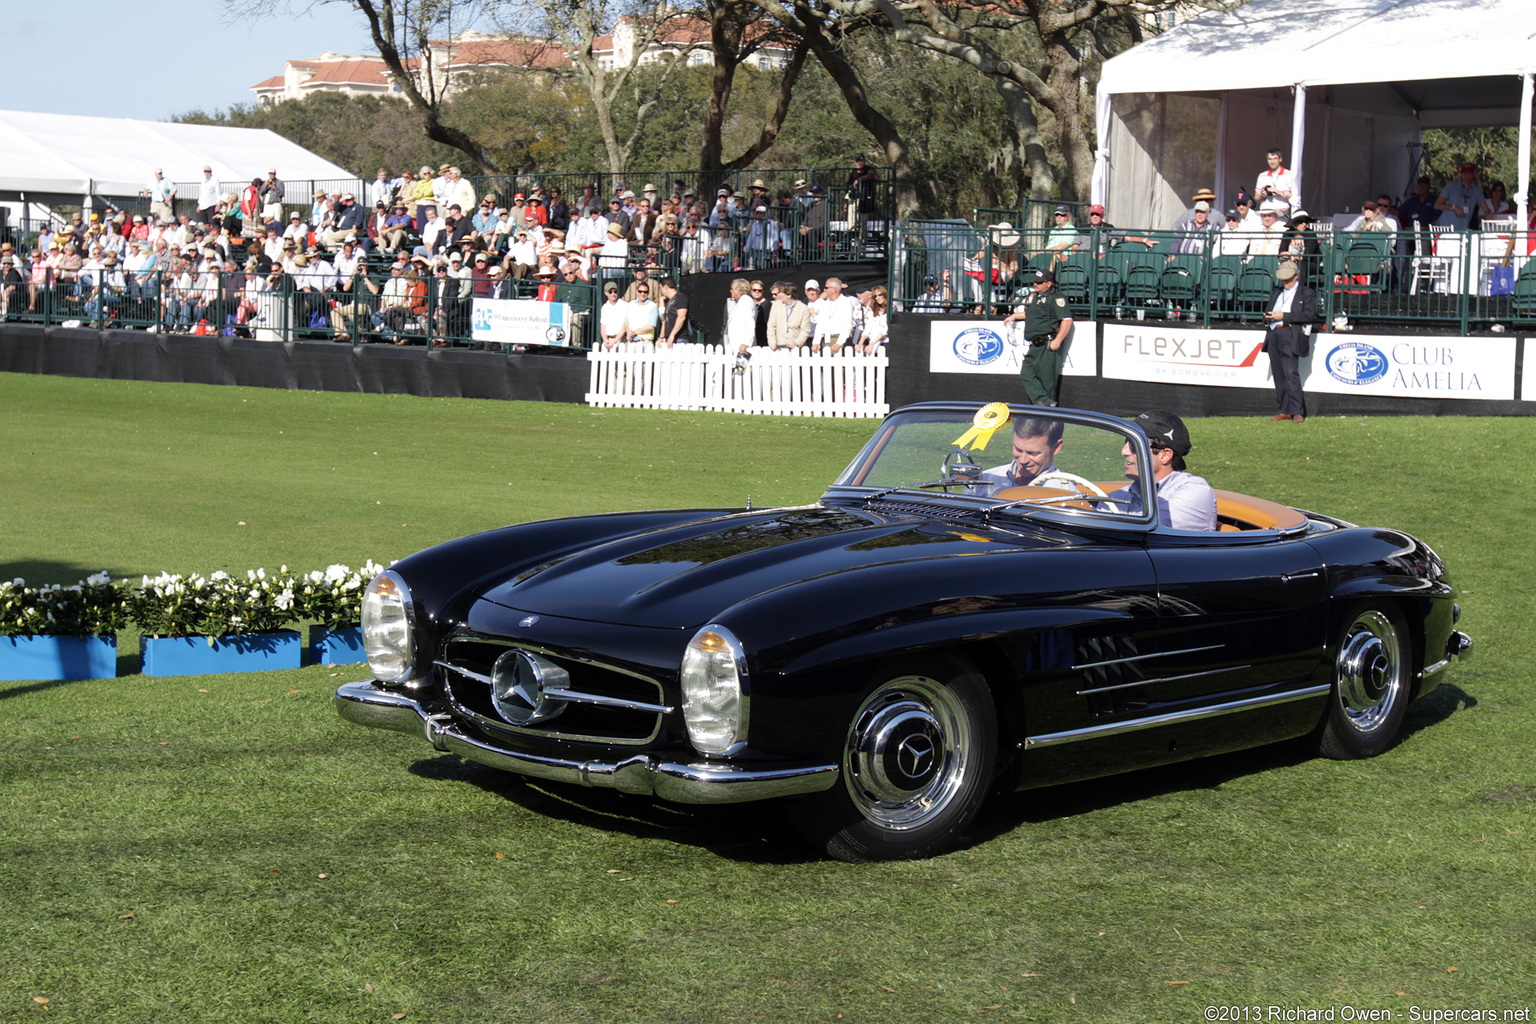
(417, 206, 447, 256)
(980, 418, 1064, 495)
(811, 276, 860, 351)
(282, 212, 308, 246)
(197, 166, 220, 224)
(333, 239, 365, 293)
(597, 222, 629, 275)
(367, 169, 394, 211)
(1249, 204, 1287, 256)
(444, 167, 476, 215)
(1255, 149, 1296, 215)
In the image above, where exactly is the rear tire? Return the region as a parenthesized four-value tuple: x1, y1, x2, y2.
(1318, 605, 1411, 760)
(794, 656, 996, 862)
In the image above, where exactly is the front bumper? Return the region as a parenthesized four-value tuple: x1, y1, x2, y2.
(336, 680, 839, 804)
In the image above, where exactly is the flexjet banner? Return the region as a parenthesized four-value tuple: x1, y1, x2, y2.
(1102, 324, 1514, 400)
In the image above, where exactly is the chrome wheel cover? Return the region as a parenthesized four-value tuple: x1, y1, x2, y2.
(1335, 609, 1405, 733)
(843, 675, 972, 830)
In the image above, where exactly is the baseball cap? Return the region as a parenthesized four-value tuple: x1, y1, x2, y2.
(1133, 410, 1191, 455)
(1032, 268, 1055, 284)
(1089, 205, 1105, 215)
(804, 279, 820, 290)
(1053, 205, 1070, 217)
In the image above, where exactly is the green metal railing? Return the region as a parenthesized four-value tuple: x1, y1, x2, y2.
(889, 223, 1536, 331)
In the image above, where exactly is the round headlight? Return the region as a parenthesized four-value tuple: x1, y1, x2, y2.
(361, 570, 415, 683)
(680, 624, 749, 756)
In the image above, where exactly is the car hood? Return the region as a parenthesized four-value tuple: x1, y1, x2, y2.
(477, 503, 1063, 628)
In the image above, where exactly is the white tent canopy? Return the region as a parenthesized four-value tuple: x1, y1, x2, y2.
(1093, 0, 1536, 229)
(0, 109, 356, 201)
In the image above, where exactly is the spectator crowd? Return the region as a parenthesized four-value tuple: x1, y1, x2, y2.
(0, 160, 891, 351)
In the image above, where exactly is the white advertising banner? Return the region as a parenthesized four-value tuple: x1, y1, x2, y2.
(929, 320, 1098, 377)
(1102, 324, 1516, 401)
(1306, 334, 1514, 400)
(1524, 338, 1536, 402)
(1102, 323, 1271, 389)
(472, 298, 574, 348)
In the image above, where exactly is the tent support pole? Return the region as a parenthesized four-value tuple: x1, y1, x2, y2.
(1290, 84, 1308, 206)
(1519, 73, 1532, 236)
(1216, 92, 1230, 205)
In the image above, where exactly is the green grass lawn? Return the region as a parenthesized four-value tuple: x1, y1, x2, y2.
(1, 373, 1531, 1023)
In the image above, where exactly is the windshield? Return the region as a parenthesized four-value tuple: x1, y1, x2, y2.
(831, 404, 1155, 523)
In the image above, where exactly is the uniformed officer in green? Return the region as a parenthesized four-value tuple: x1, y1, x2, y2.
(1003, 268, 1073, 406)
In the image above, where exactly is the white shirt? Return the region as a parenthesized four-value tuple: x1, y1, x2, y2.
(333, 250, 364, 280)
(726, 294, 756, 349)
(199, 175, 220, 209)
(813, 293, 859, 346)
(1255, 165, 1296, 211)
(600, 298, 629, 340)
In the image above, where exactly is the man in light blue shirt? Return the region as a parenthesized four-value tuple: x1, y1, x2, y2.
(1111, 410, 1218, 531)
(145, 169, 176, 225)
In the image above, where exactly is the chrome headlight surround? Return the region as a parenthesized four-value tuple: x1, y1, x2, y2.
(680, 624, 749, 757)
(361, 570, 417, 684)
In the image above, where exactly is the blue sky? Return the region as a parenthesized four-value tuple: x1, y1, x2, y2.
(10, 2, 377, 121)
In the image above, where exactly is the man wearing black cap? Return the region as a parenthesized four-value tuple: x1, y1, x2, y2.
(1263, 261, 1317, 423)
(1111, 411, 1217, 531)
(1002, 268, 1073, 406)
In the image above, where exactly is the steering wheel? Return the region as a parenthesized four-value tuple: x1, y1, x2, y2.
(1030, 471, 1108, 498)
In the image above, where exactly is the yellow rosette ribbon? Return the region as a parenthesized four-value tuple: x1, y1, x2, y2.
(952, 402, 1011, 451)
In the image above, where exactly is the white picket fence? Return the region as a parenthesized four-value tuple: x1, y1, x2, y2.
(586, 343, 889, 417)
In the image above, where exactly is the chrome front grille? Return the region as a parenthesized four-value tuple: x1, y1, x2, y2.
(437, 636, 671, 746)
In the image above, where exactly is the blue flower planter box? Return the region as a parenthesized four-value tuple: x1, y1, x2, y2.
(0, 635, 117, 681)
(140, 631, 302, 677)
(308, 625, 364, 666)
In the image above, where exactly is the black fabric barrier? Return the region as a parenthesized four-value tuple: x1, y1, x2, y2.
(0, 326, 589, 404)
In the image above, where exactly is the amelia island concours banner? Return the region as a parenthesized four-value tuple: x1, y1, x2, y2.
(472, 298, 575, 348)
(929, 320, 1099, 377)
(1101, 324, 1515, 401)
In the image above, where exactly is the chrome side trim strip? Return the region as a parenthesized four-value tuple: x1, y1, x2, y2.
(1422, 657, 1450, 677)
(434, 660, 673, 714)
(335, 681, 838, 804)
(1025, 683, 1330, 750)
(1073, 644, 1224, 671)
(1075, 664, 1252, 695)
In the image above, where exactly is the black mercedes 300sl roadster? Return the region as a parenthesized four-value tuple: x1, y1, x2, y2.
(336, 403, 1470, 861)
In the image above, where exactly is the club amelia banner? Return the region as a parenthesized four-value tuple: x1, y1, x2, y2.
(929, 320, 1099, 376)
(472, 298, 574, 348)
(1101, 324, 1515, 401)
(1524, 339, 1536, 402)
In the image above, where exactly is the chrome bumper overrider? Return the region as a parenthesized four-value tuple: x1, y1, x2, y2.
(335, 681, 838, 804)
(1425, 630, 1473, 678)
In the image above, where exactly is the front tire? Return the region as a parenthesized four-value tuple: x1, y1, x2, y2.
(1318, 605, 1411, 760)
(794, 657, 996, 862)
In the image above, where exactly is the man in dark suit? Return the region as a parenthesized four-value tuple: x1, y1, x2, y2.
(1263, 261, 1317, 423)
